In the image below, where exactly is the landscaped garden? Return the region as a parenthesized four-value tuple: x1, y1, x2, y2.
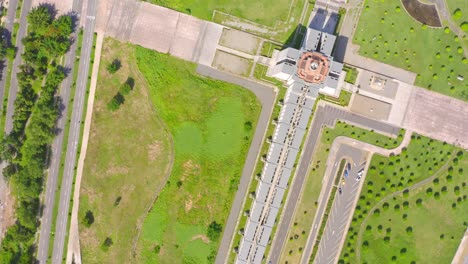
(354, 0, 468, 100)
(133, 46, 261, 263)
(280, 121, 404, 263)
(339, 135, 467, 263)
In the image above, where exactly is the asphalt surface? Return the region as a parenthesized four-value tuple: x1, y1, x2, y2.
(36, 0, 84, 262)
(5, 0, 32, 134)
(267, 103, 399, 263)
(195, 65, 277, 264)
(309, 145, 367, 264)
(51, 0, 97, 262)
(0, 0, 18, 116)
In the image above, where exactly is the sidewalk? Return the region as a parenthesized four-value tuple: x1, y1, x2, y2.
(65, 32, 104, 264)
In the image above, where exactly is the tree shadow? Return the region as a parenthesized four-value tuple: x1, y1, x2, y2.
(37, 2, 58, 20)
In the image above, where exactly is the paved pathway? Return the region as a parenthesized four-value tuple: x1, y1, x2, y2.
(195, 65, 277, 264)
(65, 32, 104, 264)
(268, 102, 401, 263)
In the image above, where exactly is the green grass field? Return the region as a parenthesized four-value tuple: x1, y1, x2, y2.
(354, 0, 468, 100)
(78, 39, 173, 263)
(148, 0, 292, 26)
(281, 122, 403, 263)
(339, 136, 467, 263)
(133, 46, 261, 263)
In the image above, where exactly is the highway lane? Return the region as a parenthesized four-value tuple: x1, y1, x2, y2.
(0, 0, 18, 117)
(267, 103, 399, 263)
(5, 0, 31, 134)
(310, 145, 368, 264)
(195, 65, 277, 264)
(51, 0, 97, 262)
(36, 0, 83, 262)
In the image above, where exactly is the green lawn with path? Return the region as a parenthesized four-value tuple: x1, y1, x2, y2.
(134, 46, 261, 264)
(354, 0, 468, 100)
(281, 121, 403, 263)
(339, 135, 467, 264)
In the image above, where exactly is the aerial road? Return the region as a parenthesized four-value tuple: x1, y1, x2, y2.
(303, 144, 368, 264)
(267, 103, 400, 263)
(51, 0, 98, 262)
(36, 0, 84, 262)
(0, 0, 18, 111)
(4, 0, 32, 134)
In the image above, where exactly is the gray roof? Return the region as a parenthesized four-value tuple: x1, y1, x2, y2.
(244, 220, 259, 242)
(264, 206, 279, 227)
(276, 166, 292, 189)
(330, 60, 343, 76)
(278, 103, 297, 125)
(271, 186, 286, 208)
(324, 75, 339, 89)
(281, 147, 299, 169)
(320, 33, 336, 56)
(272, 123, 291, 145)
(256, 181, 271, 204)
(250, 201, 265, 223)
(277, 47, 300, 62)
(289, 127, 306, 149)
(251, 245, 266, 264)
(296, 105, 312, 129)
(261, 162, 277, 184)
(270, 62, 296, 80)
(287, 92, 315, 110)
(257, 225, 272, 246)
(237, 240, 253, 261)
(302, 28, 321, 51)
(267, 142, 284, 165)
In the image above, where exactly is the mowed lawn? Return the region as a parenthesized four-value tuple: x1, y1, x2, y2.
(354, 0, 468, 100)
(134, 47, 261, 263)
(78, 38, 173, 263)
(339, 136, 467, 263)
(147, 0, 292, 26)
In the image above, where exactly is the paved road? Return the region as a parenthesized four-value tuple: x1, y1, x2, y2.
(0, 0, 18, 119)
(195, 65, 277, 264)
(51, 0, 97, 262)
(312, 145, 367, 264)
(5, 0, 32, 134)
(267, 103, 399, 263)
(36, 0, 83, 262)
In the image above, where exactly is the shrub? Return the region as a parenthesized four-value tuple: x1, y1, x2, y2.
(82, 210, 94, 227)
(107, 59, 121, 74)
(406, 226, 413, 234)
(107, 93, 125, 111)
(461, 22, 468, 32)
(453, 9, 462, 20)
(207, 221, 223, 241)
(102, 237, 113, 251)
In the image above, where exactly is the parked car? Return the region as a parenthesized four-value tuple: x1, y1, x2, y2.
(344, 169, 349, 178)
(347, 163, 351, 171)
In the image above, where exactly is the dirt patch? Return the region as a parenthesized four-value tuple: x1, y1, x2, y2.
(402, 0, 442, 27)
(147, 141, 162, 161)
(185, 196, 193, 212)
(0, 186, 16, 240)
(181, 160, 200, 182)
(191, 234, 210, 243)
(106, 165, 130, 175)
(212, 50, 252, 77)
(219, 28, 261, 55)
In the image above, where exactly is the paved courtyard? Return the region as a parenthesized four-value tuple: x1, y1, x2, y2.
(350, 94, 391, 121)
(403, 87, 468, 149)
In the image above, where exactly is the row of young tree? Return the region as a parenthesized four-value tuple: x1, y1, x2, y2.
(0, 5, 73, 263)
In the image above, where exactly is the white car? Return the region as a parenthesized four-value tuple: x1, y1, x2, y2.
(356, 169, 364, 181)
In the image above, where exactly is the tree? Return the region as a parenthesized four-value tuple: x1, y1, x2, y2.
(107, 59, 121, 74)
(406, 226, 413, 234)
(27, 6, 52, 34)
(101, 237, 113, 251)
(453, 9, 462, 20)
(107, 93, 125, 111)
(461, 22, 468, 32)
(207, 221, 223, 241)
(82, 210, 95, 227)
(119, 82, 132, 96)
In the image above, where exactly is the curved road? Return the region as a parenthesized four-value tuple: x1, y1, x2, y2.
(195, 65, 277, 264)
(268, 102, 400, 263)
